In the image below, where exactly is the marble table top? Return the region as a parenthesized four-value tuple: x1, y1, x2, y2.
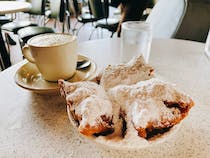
(0, 38, 209, 157)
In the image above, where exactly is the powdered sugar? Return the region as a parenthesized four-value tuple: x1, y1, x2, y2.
(109, 78, 194, 131)
(59, 80, 113, 135)
(75, 95, 112, 127)
(99, 56, 154, 90)
(59, 56, 194, 149)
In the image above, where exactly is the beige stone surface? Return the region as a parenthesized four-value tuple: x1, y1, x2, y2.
(0, 38, 209, 157)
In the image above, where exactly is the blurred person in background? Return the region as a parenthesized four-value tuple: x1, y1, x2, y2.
(110, 0, 149, 37)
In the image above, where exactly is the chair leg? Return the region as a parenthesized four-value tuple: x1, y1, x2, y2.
(38, 15, 45, 26)
(9, 35, 24, 64)
(0, 29, 11, 69)
(96, 28, 99, 39)
(110, 32, 114, 38)
(73, 21, 78, 29)
(44, 16, 50, 25)
(5, 32, 16, 60)
(5, 33, 16, 45)
(101, 28, 103, 38)
(76, 23, 85, 36)
(54, 19, 57, 29)
(67, 16, 71, 33)
(4, 32, 16, 58)
(91, 22, 94, 27)
(0, 56, 5, 70)
(72, 21, 79, 34)
(89, 28, 96, 40)
(62, 22, 65, 33)
(43, 15, 46, 26)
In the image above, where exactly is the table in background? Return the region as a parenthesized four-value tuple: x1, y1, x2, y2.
(0, 38, 210, 157)
(0, 1, 31, 69)
(0, 1, 31, 15)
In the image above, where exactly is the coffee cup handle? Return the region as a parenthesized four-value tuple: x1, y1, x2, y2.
(22, 45, 36, 63)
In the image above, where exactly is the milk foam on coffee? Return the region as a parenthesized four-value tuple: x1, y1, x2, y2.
(29, 34, 75, 47)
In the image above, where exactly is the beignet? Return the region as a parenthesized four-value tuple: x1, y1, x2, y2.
(59, 80, 114, 136)
(108, 78, 194, 139)
(97, 56, 154, 90)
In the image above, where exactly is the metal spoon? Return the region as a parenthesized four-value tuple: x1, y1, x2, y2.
(76, 60, 91, 70)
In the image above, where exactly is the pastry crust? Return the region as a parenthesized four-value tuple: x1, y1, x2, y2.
(97, 56, 154, 90)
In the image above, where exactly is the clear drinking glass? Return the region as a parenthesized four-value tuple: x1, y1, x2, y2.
(205, 29, 210, 57)
(120, 21, 152, 63)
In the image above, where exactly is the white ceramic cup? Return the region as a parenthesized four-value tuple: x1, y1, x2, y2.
(22, 33, 78, 82)
(121, 21, 152, 63)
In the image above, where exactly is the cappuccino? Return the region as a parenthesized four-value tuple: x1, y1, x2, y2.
(29, 33, 76, 47)
(23, 33, 78, 81)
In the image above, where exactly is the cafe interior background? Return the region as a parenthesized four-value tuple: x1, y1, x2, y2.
(0, 0, 209, 70)
(0, 0, 210, 157)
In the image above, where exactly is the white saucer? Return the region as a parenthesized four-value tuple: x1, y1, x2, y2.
(15, 55, 97, 94)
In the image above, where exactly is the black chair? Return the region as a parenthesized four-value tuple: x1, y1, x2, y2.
(1, 21, 38, 59)
(0, 15, 11, 25)
(88, 0, 119, 39)
(25, 0, 46, 26)
(17, 26, 55, 44)
(0, 28, 11, 70)
(17, 0, 70, 45)
(146, 0, 210, 43)
(1, 0, 45, 33)
(175, 0, 210, 43)
(0, 0, 55, 70)
(72, 0, 98, 35)
(1, 21, 37, 34)
(47, 0, 71, 33)
(1, 0, 47, 46)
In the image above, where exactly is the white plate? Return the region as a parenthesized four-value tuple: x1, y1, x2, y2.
(67, 105, 181, 151)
